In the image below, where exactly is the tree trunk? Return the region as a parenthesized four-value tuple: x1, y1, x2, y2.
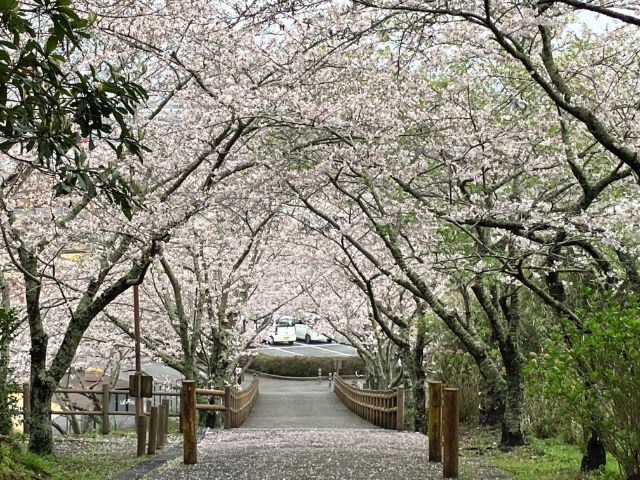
(581, 429, 606, 472)
(28, 369, 55, 454)
(500, 362, 526, 446)
(399, 351, 416, 432)
(412, 331, 427, 434)
(473, 355, 506, 426)
(20, 247, 56, 453)
(412, 376, 427, 434)
(0, 337, 12, 437)
(0, 272, 14, 437)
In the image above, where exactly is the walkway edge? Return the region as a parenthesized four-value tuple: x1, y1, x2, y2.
(116, 427, 209, 480)
(246, 369, 358, 381)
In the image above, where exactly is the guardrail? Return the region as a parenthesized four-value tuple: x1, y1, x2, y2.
(182, 376, 259, 464)
(333, 373, 404, 431)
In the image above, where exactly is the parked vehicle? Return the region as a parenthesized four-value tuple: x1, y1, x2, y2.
(293, 319, 332, 343)
(265, 317, 296, 345)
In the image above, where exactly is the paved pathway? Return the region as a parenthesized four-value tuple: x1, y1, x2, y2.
(242, 377, 371, 429)
(147, 428, 442, 480)
(130, 378, 510, 479)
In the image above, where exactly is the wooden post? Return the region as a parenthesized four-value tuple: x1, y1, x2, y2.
(101, 383, 110, 435)
(428, 381, 443, 462)
(224, 385, 232, 429)
(182, 380, 197, 465)
(385, 395, 390, 429)
(159, 398, 171, 448)
(136, 415, 147, 457)
(156, 405, 165, 450)
(147, 406, 159, 454)
(396, 386, 404, 431)
(443, 388, 460, 478)
(22, 383, 30, 435)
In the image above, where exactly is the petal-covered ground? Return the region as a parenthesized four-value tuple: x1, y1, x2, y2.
(130, 378, 510, 479)
(147, 428, 444, 480)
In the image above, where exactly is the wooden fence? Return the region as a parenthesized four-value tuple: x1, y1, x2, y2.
(333, 373, 404, 431)
(427, 381, 460, 479)
(182, 376, 260, 464)
(224, 377, 259, 428)
(17, 383, 180, 435)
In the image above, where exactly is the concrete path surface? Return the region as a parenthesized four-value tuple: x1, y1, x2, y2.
(242, 377, 372, 429)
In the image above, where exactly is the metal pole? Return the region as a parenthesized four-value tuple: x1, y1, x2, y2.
(133, 284, 145, 455)
(134, 284, 141, 374)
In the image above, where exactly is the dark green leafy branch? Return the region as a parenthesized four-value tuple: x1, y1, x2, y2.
(0, 0, 148, 218)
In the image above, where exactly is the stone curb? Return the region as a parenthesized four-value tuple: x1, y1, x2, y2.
(246, 369, 359, 381)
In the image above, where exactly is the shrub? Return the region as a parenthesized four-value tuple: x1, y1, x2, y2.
(245, 354, 365, 377)
(524, 364, 582, 443)
(532, 291, 640, 479)
(434, 348, 481, 424)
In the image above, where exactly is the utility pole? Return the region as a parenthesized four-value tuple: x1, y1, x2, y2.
(134, 284, 141, 377)
(133, 284, 146, 455)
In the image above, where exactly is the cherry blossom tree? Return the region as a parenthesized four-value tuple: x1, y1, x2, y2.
(2, 0, 381, 453)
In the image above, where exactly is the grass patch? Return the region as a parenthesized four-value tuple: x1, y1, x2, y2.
(462, 428, 624, 480)
(0, 433, 142, 480)
(245, 354, 364, 377)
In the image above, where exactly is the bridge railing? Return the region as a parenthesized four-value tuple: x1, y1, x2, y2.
(224, 377, 259, 428)
(182, 376, 260, 464)
(333, 373, 404, 431)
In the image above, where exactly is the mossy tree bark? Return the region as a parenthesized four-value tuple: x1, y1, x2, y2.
(472, 282, 526, 446)
(401, 317, 428, 434)
(17, 240, 158, 454)
(0, 269, 18, 437)
(298, 184, 519, 443)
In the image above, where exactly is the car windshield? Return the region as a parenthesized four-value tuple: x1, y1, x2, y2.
(276, 318, 295, 327)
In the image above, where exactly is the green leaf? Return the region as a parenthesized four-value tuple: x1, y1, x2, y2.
(0, 0, 18, 13)
(44, 35, 58, 56)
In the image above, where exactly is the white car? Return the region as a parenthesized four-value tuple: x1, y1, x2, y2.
(293, 319, 332, 343)
(265, 317, 296, 345)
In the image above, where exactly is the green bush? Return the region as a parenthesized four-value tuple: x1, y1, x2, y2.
(245, 354, 364, 377)
(530, 290, 640, 479)
(524, 363, 582, 443)
(433, 347, 481, 424)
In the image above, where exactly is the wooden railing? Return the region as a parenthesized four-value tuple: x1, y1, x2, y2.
(333, 373, 404, 431)
(224, 377, 259, 428)
(182, 376, 260, 464)
(17, 383, 179, 436)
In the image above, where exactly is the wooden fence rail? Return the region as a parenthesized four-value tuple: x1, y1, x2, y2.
(333, 373, 404, 431)
(224, 377, 259, 428)
(183, 376, 260, 464)
(17, 383, 181, 436)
